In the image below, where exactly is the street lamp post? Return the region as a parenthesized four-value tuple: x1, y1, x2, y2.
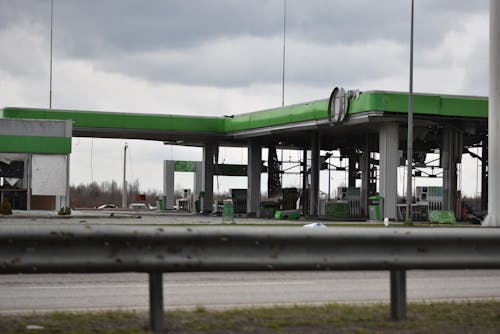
(49, 0, 53, 109)
(405, 0, 415, 222)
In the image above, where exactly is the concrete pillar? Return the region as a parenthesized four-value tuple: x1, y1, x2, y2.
(55, 196, 61, 211)
(202, 144, 216, 213)
(247, 142, 261, 217)
(485, 0, 500, 226)
(379, 122, 399, 220)
(360, 136, 370, 217)
(163, 160, 175, 210)
(310, 132, 320, 216)
(55, 155, 70, 211)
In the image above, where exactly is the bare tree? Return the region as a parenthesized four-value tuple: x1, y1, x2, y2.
(70, 180, 160, 208)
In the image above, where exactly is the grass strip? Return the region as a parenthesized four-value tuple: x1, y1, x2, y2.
(1, 300, 500, 333)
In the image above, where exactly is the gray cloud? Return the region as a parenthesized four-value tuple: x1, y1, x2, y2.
(0, 0, 489, 89)
(0, 0, 489, 193)
(1, 1, 488, 51)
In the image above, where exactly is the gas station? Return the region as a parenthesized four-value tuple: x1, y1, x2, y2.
(0, 89, 488, 221)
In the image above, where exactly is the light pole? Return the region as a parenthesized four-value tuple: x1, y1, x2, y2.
(49, 0, 53, 109)
(122, 143, 128, 208)
(281, 0, 286, 108)
(405, 0, 415, 222)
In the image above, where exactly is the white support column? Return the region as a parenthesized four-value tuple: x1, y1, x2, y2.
(54, 192, 60, 211)
(310, 132, 320, 217)
(485, 0, 500, 226)
(163, 160, 175, 210)
(247, 142, 261, 217)
(202, 144, 216, 213)
(56, 155, 70, 211)
(379, 122, 399, 220)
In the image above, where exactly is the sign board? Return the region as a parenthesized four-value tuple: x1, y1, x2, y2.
(214, 164, 247, 176)
(174, 161, 197, 172)
(172, 161, 248, 176)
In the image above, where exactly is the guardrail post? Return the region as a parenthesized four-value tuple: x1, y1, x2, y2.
(149, 272, 164, 333)
(390, 269, 406, 320)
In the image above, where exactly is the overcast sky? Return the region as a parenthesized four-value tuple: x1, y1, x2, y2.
(0, 0, 489, 197)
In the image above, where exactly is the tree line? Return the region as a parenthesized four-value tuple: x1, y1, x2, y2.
(69, 180, 160, 208)
(69, 180, 235, 209)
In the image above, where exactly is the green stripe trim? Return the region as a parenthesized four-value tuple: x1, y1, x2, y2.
(1, 91, 488, 136)
(2, 108, 225, 133)
(348, 91, 488, 118)
(225, 100, 328, 132)
(0, 135, 71, 154)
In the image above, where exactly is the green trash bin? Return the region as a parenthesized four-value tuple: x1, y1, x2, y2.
(222, 199, 235, 223)
(158, 197, 164, 210)
(158, 196, 167, 210)
(368, 196, 384, 221)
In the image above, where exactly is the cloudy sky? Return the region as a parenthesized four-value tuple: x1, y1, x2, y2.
(0, 0, 489, 197)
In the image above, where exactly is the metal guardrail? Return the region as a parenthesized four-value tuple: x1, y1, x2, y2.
(1, 225, 500, 333)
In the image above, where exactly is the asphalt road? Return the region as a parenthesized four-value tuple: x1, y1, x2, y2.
(0, 214, 492, 313)
(1, 270, 500, 314)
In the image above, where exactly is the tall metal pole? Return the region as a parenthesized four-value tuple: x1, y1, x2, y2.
(122, 143, 128, 208)
(279, 0, 287, 186)
(49, 0, 53, 109)
(485, 0, 500, 226)
(405, 0, 414, 222)
(281, 0, 286, 108)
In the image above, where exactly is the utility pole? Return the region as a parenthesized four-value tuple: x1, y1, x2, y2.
(122, 143, 128, 208)
(49, 0, 53, 109)
(405, 0, 415, 222)
(279, 0, 287, 186)
(282, 0, 287, 108)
